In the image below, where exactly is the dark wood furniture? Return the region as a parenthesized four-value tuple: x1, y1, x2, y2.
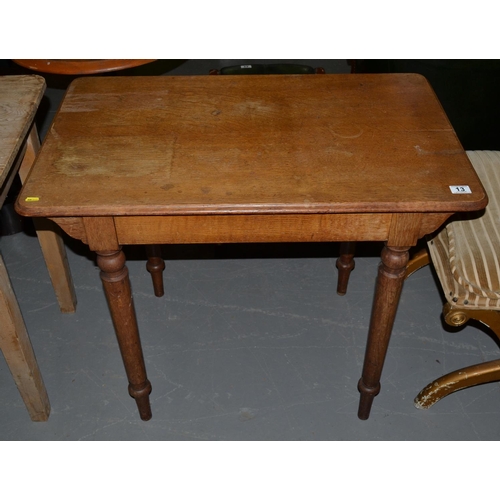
(12, 59, 157, 75)
(17, 74, 487, 421)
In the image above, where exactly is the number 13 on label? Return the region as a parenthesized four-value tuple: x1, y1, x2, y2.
(449, 185, 472, 194)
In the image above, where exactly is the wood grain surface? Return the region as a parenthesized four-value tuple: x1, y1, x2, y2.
(17, 74, 487, 218)
(0, 75, 45, 188)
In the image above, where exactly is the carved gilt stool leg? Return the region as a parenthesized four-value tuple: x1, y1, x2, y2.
(336, 241, 356, 295)
(414, 359, 500, 409)
(415, 306, 500, 409)
(357, 245, 410, 420)
(97, 249, 152, 420)
(146, 244, 165, 297)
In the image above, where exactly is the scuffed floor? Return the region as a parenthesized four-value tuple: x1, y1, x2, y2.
(2, 233, 500, 440)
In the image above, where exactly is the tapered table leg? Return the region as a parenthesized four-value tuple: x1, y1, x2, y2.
(146, 244, 165, 297)
(97, 249, 152, 420)
(336, 241, 356, 295)
(357, 244, 410, 420)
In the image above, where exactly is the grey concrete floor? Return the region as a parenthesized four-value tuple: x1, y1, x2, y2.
(1, 60, 500, 441)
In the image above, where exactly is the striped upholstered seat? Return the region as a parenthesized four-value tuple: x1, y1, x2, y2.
(428, 151, 500, 310)
(414, 150, 500, 410)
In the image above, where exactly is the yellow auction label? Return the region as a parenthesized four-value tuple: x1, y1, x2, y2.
(25, 197, 40, 202)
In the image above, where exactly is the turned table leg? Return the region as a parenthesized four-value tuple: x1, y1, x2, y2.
(357, 244, 410, 420)
(146, 244, 165, 297)
(97, 249, 152, 420)
(336, 241, 356, 295)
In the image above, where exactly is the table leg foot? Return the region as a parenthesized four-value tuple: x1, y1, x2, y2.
(357, 244, 409, 420)
(129, 380, 153, 421)
(357, 379, 380, 420)
(97, 248, 153, 421)
(336, 242, 356, 295)
(146, 244, 165, 297)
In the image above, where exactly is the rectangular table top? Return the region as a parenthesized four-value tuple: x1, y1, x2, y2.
(0, 75, 46, 188)
(18, 74, 487, 218)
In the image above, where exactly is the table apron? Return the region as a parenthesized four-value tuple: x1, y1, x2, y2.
(50, 212, 452, 248)
(111, 213, 390, 244)
(105, 212, 448, 246)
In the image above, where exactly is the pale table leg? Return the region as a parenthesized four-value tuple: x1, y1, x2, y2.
(0, 254, 50, 421)
(18, 126, 77, 313)
(357, 245, 410, 420)
(97, 249, 152, 420)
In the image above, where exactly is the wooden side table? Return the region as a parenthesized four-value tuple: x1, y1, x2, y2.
(0, 75, 76, 421)
(17, 74, 488, 421)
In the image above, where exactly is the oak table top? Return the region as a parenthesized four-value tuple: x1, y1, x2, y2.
(16, 74, 489, 421)
(17, 74, 486, 218)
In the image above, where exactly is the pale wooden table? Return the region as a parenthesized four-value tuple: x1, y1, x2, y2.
(0, 75, 76, 421)
(17, 74, 488, 421)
